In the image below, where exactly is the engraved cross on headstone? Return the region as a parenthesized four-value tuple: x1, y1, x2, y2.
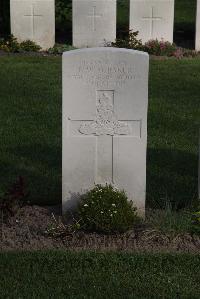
(141, 6, 162, 39)
(68, 90, 141, 184)
(24, 4, 43, 39)
(87, 6, 103, 32)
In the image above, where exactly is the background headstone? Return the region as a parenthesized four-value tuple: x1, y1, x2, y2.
(62, 48, 149, 216)
(130, 0, 174, 43)
(10, 0, 55, 50)
(73, 0, 116, 48)
(196, 0, 200, 51)
(199, 130, 200, 199)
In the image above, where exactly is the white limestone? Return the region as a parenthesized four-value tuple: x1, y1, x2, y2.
(199, 130, 200, 199)
(130, 0, 174, 43)
(10, 0, 55, 50)
(196, 0, 200, 51)
(73, 0, 116, 48)
(62, 48, 149, 216)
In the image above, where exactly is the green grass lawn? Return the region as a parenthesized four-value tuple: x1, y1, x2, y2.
(0, 56, 62, 205)
(0, 56, 199, 209)
(0, 251, 200, 298)
(148, 58, 199, 209)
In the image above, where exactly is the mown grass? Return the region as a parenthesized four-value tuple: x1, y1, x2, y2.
(0, 56, 199, 209)
(147, 58, 200, 209)
(0, 57, 62, 205)
(0, 251, 200, 298)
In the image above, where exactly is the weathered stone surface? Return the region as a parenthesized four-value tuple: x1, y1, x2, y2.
(196, 0, 200, 51)
(130, 0, 174, 43)
(73, 0, 116, 47)
(199, 130, 200, 199)
(62, 48, 149, 216)
(10, 0, 55, 50)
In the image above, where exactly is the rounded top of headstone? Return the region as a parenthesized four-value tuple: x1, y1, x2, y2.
(63, 47, 149, 58)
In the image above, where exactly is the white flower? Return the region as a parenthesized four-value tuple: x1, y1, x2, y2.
(114, 211, 117, 214)
(110, 214, 113, 217)
(112, 204, 116, 207)
(84, 204, 88, 207)
(100, 211, 104, 214)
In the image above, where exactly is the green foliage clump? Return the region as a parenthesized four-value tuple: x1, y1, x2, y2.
(143, 39, 178, 57)
(0, 35, 20, 52)
(19, 40, 41, 52)
(0, 35, 41, 53)
(78, 184, 138, 233)
(109, 30, 143, 50)
(48, 43, 75, 54)
(109, 30, 198, 58)
(143, 39, 198, 58)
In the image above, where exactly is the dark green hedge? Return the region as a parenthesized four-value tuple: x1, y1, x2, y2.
(0, 0, 10, 36)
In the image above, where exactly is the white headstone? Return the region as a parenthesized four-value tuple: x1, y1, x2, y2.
(73, 0, 116, 48)
(10, 0, 55, 50)
(196, 0, 200, 51)
(130, 0, 174, 43)
(199, 130, 200, 199)
(62, 48, 149, 216)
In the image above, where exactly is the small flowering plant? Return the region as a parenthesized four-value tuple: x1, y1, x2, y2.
(143, 39, 178, 57)
(78, 184, 138, 233)
(144, 40, 198, 58)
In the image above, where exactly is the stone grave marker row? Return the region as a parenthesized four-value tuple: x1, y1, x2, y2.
(9, 0, 200, 50)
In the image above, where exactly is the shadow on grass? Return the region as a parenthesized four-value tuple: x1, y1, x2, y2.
(0, 143, 62, 206)
(147, 147, 198, 210)
(0, 143, 197, 210)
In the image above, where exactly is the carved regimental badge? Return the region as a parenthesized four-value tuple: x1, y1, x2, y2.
(79, 90, 130, 136)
